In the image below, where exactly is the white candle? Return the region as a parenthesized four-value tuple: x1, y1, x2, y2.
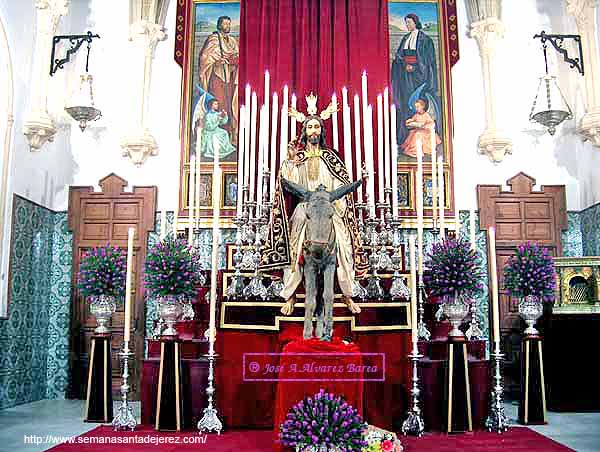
(416, 139, 424, 276)
(256, 105, 265, 214)
(469, 208, 477, 251)
(209, 153, 222, 350)
(172, 210, 178, 237)
(159, 210, 167, 240)
(173, 161, 180, 237)
(264, 70, 270, 129)
(431, 124, 437, 222)
(236, 105, 245, 216)
(270, 93, 278, 202)
(455, 211, 461, 236)
(488, 226, 501, 348)
(438, 158, 445, 238)
(383, 87, 390, 190)
(195, 150, 201, 222)
(391, 104, 398, 217)
(188, 158, 196, 242)
(124, 227, 135, 343)
(342, 89, 353, 182)
(409, 235, 418, 344)
(249, 92, 258, 202)
(365, 105, 376, 216)
(361, 70, 368, 126)
(376, 94, 384, 204)
(244, 85, 251, 191)
(353, 94, 363, 202)
(280, 85, 289, 166)
(332, 92, 339, 151)
(290, 94, 297, 141)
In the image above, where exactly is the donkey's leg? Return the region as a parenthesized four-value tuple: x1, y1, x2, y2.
(303, 259, 317, 340)
(320, 258, 336, 341)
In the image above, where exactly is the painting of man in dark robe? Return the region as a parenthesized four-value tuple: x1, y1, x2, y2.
(390, 8, 442, 161)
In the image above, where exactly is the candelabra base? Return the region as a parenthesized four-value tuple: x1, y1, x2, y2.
(444, 339, 473, 433)
(402, 411, 425, 437)
(112, 401, 136, 431)
(243, 274, 267, 299)
(84, 335, 113, 423)
(485, 350, 510, 433)
(366, 275, 385, 299)
(197, 406, 223, 434)
(226, 273, 245, 298)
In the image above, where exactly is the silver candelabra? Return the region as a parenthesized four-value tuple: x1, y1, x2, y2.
(417, 275, 431, 341)
(112, 341, 137, 431)
(485, 345, 509, 433)
(402, 343, 425, 436)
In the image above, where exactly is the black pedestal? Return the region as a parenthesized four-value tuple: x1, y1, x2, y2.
(519, 336, 547, 424)
(443, 338, 473, 433)
(84, 334, 113, 423)
(155, 339, 187, 431)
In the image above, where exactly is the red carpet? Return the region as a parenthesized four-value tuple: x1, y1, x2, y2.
(47, 425, 574, 452)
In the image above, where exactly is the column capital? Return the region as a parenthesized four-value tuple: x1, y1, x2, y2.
(469, 18, 505, 55)
(129, 20, 167, 57)
(566, 0, 598, 29)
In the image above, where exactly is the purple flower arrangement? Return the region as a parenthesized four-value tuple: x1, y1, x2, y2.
(503, 241, 556, 301)
(424, 237, 484, 298)
(77, 245, 127, 299)
(144, 236, 203, 299)
(279, 389, 368, 452)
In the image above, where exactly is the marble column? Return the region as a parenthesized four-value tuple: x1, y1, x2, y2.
(566, 0, 600, 147)
(467, 1, 513, 163)
(22, 0, 70, 152)
(120, 1, 169, 166)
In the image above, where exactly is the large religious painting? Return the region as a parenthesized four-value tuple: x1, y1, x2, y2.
(388, 0, 459, 214)
(177, 0, 241, 224)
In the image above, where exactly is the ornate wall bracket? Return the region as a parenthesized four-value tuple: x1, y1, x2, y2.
(469, 17, 513, 163)
(477, 129, 513, 164)
(120, 129, 159, 167)
(23, 111, 57, 151)
(566, 0, 600, 148)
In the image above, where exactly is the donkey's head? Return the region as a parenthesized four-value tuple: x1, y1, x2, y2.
(281, 178, 362, 259)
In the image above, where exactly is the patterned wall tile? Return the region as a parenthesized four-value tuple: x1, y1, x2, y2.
(562, 212, 583, 257)
(581, 204, 600, 256)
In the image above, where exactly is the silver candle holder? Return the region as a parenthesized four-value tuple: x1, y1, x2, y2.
(390, 220, 410, 299)
(465, 298, 483, 340)
(112, 341, 137, 431)
(198, 324, 223, 433)
(227, 215, 246, 299)
(417, 277, 431, 341)
(402, 345, 425, 437)
(365, 217, 385, 299)
(485, 346, 509, 433)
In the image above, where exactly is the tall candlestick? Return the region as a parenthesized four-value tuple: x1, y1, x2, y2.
(469, 209, 476, 251)
(264, 70, 270, 128)
(409, 235, 418, 344)
(391, 104, 398, 217)
(332, 93, 339, 151)
(361, 70, 368, 126)
(383, 87, 390, 190)
(438, 158, 445, 238)
(195, 150, 201, 222)
(342, 89, 353, 181)
(236, 105, 245, 216)
(376, 94, 384, 204)
(290, 94, 297, 141)
(416, 139, 424, 275)
(159, 211, 167, 240)
(124, 227, 135, 343)
(188, 158, 196, 242)
(487, 226, 501, 348)
(353, 94, 363, 202)
(249, 92, 258, 202)
(364, 105, 376, 216)
(431, 124, 437, 222)
(280, 85, 289, 166)
(270, 93, 278, 202)
(209, 148, 222, 347)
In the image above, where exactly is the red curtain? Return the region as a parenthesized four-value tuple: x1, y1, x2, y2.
(239, 0, 390, 162)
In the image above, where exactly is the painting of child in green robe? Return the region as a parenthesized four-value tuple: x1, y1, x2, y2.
(198, 99, 236, 159)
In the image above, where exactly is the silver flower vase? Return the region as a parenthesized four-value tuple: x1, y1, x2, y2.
(518, 295, 543, 336)
(89, 295, 117, 334)
(442, 293, 470, 338)
(157, 295, 183, 337)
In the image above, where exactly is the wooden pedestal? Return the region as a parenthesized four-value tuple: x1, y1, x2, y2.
(84, 334, 113, 423)
(519, 336, 547, 424)
(155, 339, 187, 431)
(443, 339, 473, 433)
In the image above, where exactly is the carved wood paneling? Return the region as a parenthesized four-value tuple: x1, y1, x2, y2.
(68, 174, 156, 400)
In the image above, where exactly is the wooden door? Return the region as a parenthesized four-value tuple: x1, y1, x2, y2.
(68, 174, 156, 400)
(478, 173, 566, 394)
